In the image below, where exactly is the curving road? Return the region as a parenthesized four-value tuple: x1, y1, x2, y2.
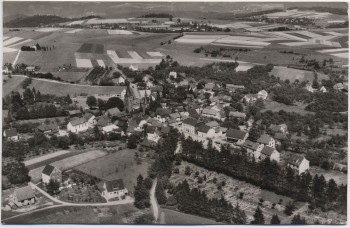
(150, 178, 159, 223)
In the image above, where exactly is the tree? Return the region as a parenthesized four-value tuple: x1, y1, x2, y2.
(105, 97, 124, 111)
(185, 166, 191, 175)
(270, 214, 281, 224)
(86, 96, 97, 108)
(291, 214, 307, 224)
(46, 179, 60, 195)
(127, 134, 138, 149)
(134, 214, 154, 224)
(155, 180, 167, 205)
(284, 201, 295, 216)
(232, 203, 247, 224)
(251, 206, 265, 224)
(97, 98, 105, 110)
(3, 161, 31, 185)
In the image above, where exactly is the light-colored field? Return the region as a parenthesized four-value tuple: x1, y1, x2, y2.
(269, 66, 328, 82)
(97, 59, 105, 67)
(262, 100, 313, 115)
(8, 39, 33, 48)
(161, 208, 221, 224)
(73, 149, 150, 192)
(29, 150, 107, 183)
(76, 58, 93, 68)
(24, 150, 71, 167)
(3, 36, 10, 40)
(35, 28, 63, 32)
(127, 51, 143, 59)
(65, 29, 84, 34)
(147, 51, 163, 57)
(107, 30, 133, 35)
(67, 20, 85, 26)
(318, 48, 348, 53)
(3, 47, 18, 53)
(295, 31, 323, 38)
(3, 37, 23, 46)
(200, 58, 259, 71)
(86, 18, 129, 24)
(330, 52, 348, 58)
(272, 32, 307, 42)
(266, 10, 331, 19)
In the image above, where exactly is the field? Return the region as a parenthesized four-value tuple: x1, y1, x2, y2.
(309, 167, 347, 185)
(269, 66, 328, 82)
(24, 150, 71, 167)
(29, 150, 107, 183)
(262, 100, 313, 115)
(159, 208, 222, 224)
(3, 204, 141, 224)
(74, 149, 151, 192)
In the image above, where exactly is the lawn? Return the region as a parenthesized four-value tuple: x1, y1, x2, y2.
(73, 149, 151, 193)
(261, 100, 314, 115)
(269, 66, 328, 82)
(52, 70, 88, 82)
(309, 167, 347, 185)
(160, 208, 222, 224)
(29, 150, 107, 183)
(24, 150, 71, 167)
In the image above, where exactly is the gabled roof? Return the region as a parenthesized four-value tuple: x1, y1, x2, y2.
(69, 117, 87, 126)
(261, 146, 276, 156)
(197, 124, 211, 133)
(14, 186, 35, 202)
(182, 117, 199, 127)
(226, 129, 247, 140)
(151, 85, 163, 92)
(105, 179, 126, 192)
(42, 164, 60, 176)
(257, 134, 274, 144)
(286, 154, 306, 167)
(68, 110, 82, 115)
(229, 111, 246, 118)
(202, 108, 217, 116)
(243, 140, 259, 150)
(188, 108, 200, 119)
(37, 123, 59, 132)
(204, 83, 215, 90)
(106, 107, 121, 116)
(169, 112, 181, 119)
(83, 113, 94, 121)
(206, 121, 220, 128)
(156, 108, 171, 117)
(4, 128, 18, 137)
(96, 115, 111, 127)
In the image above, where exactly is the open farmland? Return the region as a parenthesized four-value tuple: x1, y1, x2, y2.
(160, 208, 222, 224)
(28, 150, 107, 183)
(269, 66, 328, 82)
(73, 149, 151, 192)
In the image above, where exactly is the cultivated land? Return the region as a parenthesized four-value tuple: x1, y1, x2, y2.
(74, 149, 151, 192)
(29, 150, 107, 183)
(159, 208, 222, 224)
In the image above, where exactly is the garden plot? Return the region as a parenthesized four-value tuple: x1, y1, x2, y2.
(3, 37, 23, 46)
(35, 28, 63, 32)
(147, 51, 164, 57)
(65, 29, 84, 34)
(29, 150, 107, 183)
(76, 58, 93, 68)
(107, 30, 133, 35)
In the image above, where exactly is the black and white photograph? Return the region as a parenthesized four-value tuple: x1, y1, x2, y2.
(1, 1, 348, 225)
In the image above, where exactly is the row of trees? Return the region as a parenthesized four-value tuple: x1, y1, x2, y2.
(180, 137, 347, 214)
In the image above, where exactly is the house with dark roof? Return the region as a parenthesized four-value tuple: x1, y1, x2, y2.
(229, 111, 246, 120)
(242, 140, 264, 159)
(83, 113, 96, 127)
(197, 124, 215, 138)
(188, 108, 200, 119)
(101, 179, 128, 201)
(286, 154, 309, 174)
(42, 164, 62, 184)
(105, 107, 121, 117)
(260, 146, 280, 163)
(182, 117, 200, 134)
(201, 108, 223, 120)
(67, 110, 82, 118)
(257, 134, 275, 148)
(269, 124, 288, 135)
(3, 128, 19, 141)
(13, 185, 36, 207)
(37, 123, 59, 136)
(67, 117, 89, 133)
(226, 129, 248, 145)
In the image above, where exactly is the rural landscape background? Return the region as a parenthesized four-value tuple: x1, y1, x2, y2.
(2, 1, 348, 225)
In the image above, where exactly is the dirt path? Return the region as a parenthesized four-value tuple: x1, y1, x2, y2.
(12, 50, 21, 66)
(150, 178, 159, 222)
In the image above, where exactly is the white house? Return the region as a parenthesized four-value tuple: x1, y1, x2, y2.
(181, 117, 199, 134)
(102, 124, 119, 134)
(42, 164, 62, 184)
(147, 132, 161, 144)
(12, 186, 36, 207)
(67, 117, 89, 133)
(83, 113, 96, 128)
(201, 108, 222, 120)
(197, 124, 216, 138)
(320, 86, 327, 93)
(169, 71, 177, 79)
(243, 94, 258, 104)
(129, 65, 139, 71)
(101, 179, 128, 201)
(257, 90, 268, 100)
(286, 154, 310, 174)
(257, 134, 275, 148)
(95, 87, 126, 100)
(260, 146, 280, 163)
(242, 140, 264, 160)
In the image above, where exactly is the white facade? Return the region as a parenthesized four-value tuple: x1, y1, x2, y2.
(67, 121, 89, 133)
(198, 128, 216, 138)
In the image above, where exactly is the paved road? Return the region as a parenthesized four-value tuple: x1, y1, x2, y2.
(150, 178, 159, 222)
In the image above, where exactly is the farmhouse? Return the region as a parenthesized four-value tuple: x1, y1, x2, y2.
(226, 129, 248, 145)
(95, 86, 127, 100)
(3, 128, 19, 141)
(105, 107, 121, 117)
(260, 146, 280, 163)
(257, 90, 268, 100)
(101, 179, 128, 201)
(67, 117, 89, 133)
(102, 124, 119, 134)
(201, 108, 222, 120)
(286, 154, 310, 174)
(37, 123, 59, 136)
(83, 113, 97, 127)
(42, 164, 62, 184)
(182, 117, 200, 134)
(257, 134, 275, 148)
(12, 186, 36, 207)
(68, 110, 82, 118)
